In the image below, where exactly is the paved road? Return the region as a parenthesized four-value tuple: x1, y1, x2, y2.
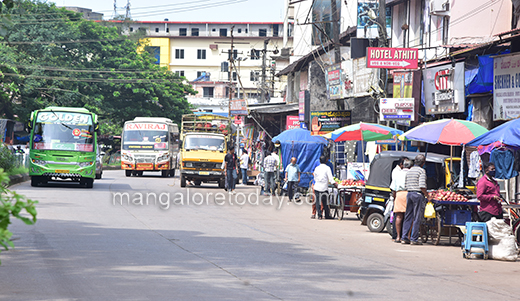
(1, 171, 519, 300)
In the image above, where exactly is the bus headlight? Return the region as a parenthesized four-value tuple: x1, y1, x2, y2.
(185, 162, 193, 167)
(122, 154, 133, 161)
(78, 161, 94, 167)
(32, 159, 47, 166)
(157, 154, 169, 162)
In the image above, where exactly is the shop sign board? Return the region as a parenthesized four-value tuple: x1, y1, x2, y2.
(423, 62, 465, 115)
(286, 116, 300, 130)
(379, 98, 415, 121)
(367, 47, 418, 69)
(229, 99, 248, 115)
(299, 90, 310, 123)
(310, 110, 352, 136)
(326, 63, 344, 100)
(347, 162, 370, 181)
(353, 57, 379, 97)
(493, 53, 520, 120)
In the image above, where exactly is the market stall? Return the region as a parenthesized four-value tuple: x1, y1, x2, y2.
(331, 179, 365, 220)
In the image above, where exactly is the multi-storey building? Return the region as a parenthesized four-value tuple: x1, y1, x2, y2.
(112, 20, 294, 113)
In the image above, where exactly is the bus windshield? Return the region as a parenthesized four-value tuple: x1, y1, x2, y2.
(33, 111, 94, 152)
(123, 130, 168, 150)
(184, 135, 225, 151)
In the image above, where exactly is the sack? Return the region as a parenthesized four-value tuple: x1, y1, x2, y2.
(489, 235, 518, 261)
(486, 217, 512, 240)
(424, 201, 436, 218)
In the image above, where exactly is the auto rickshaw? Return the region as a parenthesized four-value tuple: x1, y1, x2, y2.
(359, 151, 473, 232)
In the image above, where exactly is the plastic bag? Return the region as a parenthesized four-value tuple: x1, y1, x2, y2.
(424, 201, 436, 219)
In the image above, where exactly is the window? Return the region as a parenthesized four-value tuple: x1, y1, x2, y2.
(212, 28, 216, 32)
(245, 28, 248, 33)
(220, 28, 227, 37)
(203, 87, 214, 98)
(250, 49, 260, 60)
(166, 27, 169, 33)
(238, 28, 242, 33)
(250, 71, 259, 81)
(130, 27, 134, 32)
(192, 28, 199, 36)
(232, 72, 237, 81)
(197, 49, 206, 60)
(155, 28, 159, 33)
(259, 29, 267, 37)
(312, 0, 340, 45)
(179, 28, 187, 36)
(175, 49, 184, 59)
(273, 24, 279, 37)
(197, 71, 204, 78)
(175, 70, 185, 77)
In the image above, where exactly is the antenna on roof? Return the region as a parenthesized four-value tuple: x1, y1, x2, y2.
(125, 0, 131, 19)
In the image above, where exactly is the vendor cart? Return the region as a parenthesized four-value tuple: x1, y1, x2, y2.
(329, 185, 364, 220)
(420, 199, 479, 245)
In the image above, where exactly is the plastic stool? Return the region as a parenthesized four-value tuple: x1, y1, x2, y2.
(461, 222, 489, 259)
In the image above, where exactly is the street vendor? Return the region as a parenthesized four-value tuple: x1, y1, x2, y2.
(476, 162, 503, 222)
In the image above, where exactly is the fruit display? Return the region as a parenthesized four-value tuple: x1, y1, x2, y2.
(428, 190, 469, 202)
(338, 179, 365, 187)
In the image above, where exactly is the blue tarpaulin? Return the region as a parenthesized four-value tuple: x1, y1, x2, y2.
(272, 128, 328, 187)
(465, 55, 494, 96)
(467, 118, 520, 147)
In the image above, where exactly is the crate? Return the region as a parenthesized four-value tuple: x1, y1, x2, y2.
(443, 209, 472, 226)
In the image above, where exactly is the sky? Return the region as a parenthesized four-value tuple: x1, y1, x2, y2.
(51, 0, 286, 22)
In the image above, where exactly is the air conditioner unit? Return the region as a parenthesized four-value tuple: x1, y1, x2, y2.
(430, 0, 450, 16)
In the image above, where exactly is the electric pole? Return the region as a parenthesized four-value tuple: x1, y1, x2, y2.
(331, 0, 344, 111)
(228, 26, 235, 112)
(260, 38, 270, 103)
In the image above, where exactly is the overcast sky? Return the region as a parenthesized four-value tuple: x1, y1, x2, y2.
(51, 0, 286, 22)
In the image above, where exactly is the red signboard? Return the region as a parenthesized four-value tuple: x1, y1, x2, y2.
(366, 47, 418, 69)
(286, 116, 300, 130)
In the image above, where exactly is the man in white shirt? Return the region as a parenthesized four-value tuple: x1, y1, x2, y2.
(240, 150, 249, 185)
(313, 155, 337, 219)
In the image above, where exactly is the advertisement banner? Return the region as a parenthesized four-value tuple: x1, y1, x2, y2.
(379, 98, 415, 121)
(367, 47, 418, 69)
(299, 91, 305, 121)
(326, 63, 344, 100)
(229, 99, 248, 115)
(493, 53, 520, 120)
(423, 62, 465, 115)
(353, 57, 379, 97)
(393, 71, 414, 98)
(310, 110, 352, 136)
(286, 116, 300, 130)
(347, 162, 370, 181)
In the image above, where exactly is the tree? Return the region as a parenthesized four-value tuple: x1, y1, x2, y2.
(0, 0, 195, 134)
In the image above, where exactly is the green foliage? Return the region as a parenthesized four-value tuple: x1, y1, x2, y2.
(6, 166, 28, 176)
(0, 0, 195, 134)
(0, 143, 16, 172)
(0, 168, 37, 263)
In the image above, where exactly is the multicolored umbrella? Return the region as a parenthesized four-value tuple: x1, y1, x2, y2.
(400, 119, 488, 146)
(329, 122, 403, 142)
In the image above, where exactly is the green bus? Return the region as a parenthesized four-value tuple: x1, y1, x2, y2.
(28, 107, 99, 188)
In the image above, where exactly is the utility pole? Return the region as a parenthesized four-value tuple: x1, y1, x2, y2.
(228, 26, 235, 114)
(331, 0, 344, 110)
(260, 38, 270, 103)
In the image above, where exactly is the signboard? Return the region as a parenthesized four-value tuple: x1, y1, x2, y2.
(367, 47, 418, 69)
(234, 115, 243, 125)
(393, 71, 413, 98)
(124, 123, 167, 131)
(298, 90, 310, 123)
(229, 99, 248, 115)
(347, 162, 370, 181)
(356, 0, 391, 39)
(379, 98, 415, 121)
(310, 111, 351, 136)
(353, 57, 379, 97)
(493, 53, 520, 120)
(423, 62, 465, 114)
(326, 64, 344, 100)
(286, 116, 300, 130)
(36, 112, 92, 125)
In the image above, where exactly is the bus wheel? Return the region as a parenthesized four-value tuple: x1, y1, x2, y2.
(85, 178, 94, 188)
(125, 170, 132, 177)
(137, 171, 143, 177)
(161, 170, 169, 177)
(30, 177, 40, 187)
(180, 175, 187, 187)
(194, 180, 201, 186)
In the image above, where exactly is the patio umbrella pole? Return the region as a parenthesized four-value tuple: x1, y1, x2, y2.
(361, 137, 365, 178)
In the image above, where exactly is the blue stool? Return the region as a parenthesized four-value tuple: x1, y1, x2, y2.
(461, 222, 489, 259)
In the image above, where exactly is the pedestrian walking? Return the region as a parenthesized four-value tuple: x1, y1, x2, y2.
(313, 155, 337, 220)
(284, 157, 301, 202)
(391, 158, 411, 242)
(240, 150, 249, 185)
(310, 155, 333, 218)
(401, 154, 431, 245)
(224, 148, 239, 194)
(263, 150, 279, 196)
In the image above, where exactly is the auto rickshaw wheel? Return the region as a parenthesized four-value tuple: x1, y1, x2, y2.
(367, 212, 384, 232)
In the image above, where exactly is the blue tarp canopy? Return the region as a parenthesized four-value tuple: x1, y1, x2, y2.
(467, 118, 520, 147)
(272, 128, 328, 188)
(465, 55, 494, 96)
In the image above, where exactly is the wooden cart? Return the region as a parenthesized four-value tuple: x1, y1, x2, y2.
(329, 186, 365, 220)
